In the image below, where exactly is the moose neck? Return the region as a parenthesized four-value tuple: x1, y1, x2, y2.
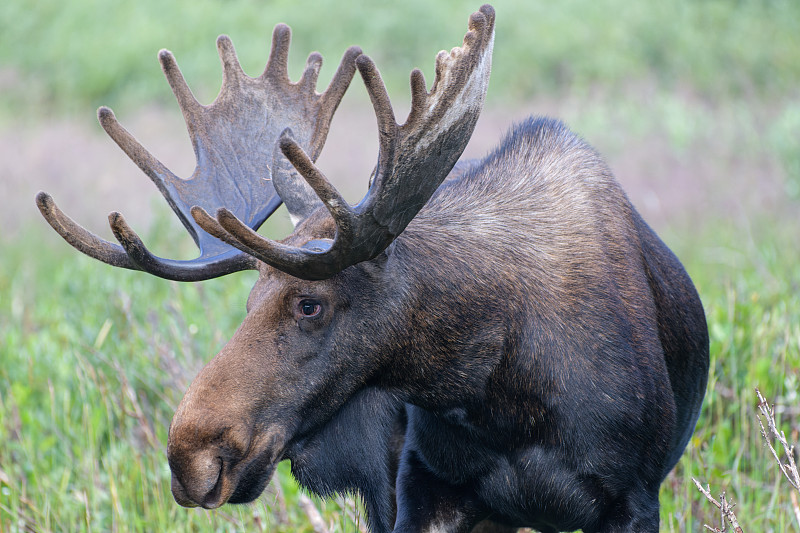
(362, 188, 520, 416)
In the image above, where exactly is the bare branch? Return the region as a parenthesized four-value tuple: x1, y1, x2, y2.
(756, 388, 800, 490)
(756, 388, 800, 529)
(692, 478, 744, 533)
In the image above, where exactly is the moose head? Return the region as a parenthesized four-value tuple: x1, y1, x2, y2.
(38, 5, 708, 532)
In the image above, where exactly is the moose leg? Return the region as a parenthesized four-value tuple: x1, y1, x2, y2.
(584, 490, 660, 533)
(393, 446, 489, 533)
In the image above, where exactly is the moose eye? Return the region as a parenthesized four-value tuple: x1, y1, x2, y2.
(299, 300, 322, 318)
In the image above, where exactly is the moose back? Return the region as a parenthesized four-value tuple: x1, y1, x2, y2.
(37, 5, 709, 532)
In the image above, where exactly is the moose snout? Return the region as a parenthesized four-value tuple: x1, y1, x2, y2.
(167, 410, 254, 509)
(167, 423, 286, 509)
(169, 449, 224, 508)
(167, 393, 289, 509)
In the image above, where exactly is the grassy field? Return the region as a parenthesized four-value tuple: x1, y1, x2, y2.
(2, 0, 800, 531)
(659, 224, 800, 531)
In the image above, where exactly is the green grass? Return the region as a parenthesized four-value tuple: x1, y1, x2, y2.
(1, 0, 798, 119)
(659, 223, 800, 531)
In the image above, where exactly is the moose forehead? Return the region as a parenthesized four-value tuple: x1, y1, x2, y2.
(245, 209, 340, 308)
(247, 269, 337, 312)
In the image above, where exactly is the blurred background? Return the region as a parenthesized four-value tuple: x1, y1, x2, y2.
(1, 0, 798, 531)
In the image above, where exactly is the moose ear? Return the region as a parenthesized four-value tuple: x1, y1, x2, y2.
(365, 249, 390, 276)
(272, 129, 325, 227)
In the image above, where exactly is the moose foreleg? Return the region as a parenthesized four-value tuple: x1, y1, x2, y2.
(394, 445, 489, 533)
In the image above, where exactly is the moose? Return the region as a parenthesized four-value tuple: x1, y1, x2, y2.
(37, 5, 709, 532)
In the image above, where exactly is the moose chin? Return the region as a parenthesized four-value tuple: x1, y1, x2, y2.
(37, 4, 709, 533)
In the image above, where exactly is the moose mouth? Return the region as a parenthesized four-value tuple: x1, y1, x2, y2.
(172, 452, 282, 509)
(169, 429, 287, 509)
(171, 452, 281, 509)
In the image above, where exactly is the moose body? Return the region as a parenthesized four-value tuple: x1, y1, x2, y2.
(38, 5, 708, 532)
(188, 118, 708, 533)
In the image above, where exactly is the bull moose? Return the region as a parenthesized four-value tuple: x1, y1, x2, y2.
(36, 5, 709, 532)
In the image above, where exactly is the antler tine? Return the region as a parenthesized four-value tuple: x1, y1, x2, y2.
(320, 46, 363, 106)
(159, 49, 203, 117)
(217, 35, 246, 86)
(355, 55, 399, 173)
(277, 133, 354, 223)
(194, 5, 495, 281)
(310, 44, 363, 158)
(37, 192, 258, 281)
(97, 107, 180, 195)
(190, 206, 262, 252)
(107, 211, 258, 280)
(193, 204, 346, 280)
(36, 191, 137, 269)
(404, 69, 429, 128)
(298, 52, 323, 91)
(263, 24, 292, 82)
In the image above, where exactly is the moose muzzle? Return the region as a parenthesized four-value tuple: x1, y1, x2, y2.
(166, 332, 291, 509)
(167, 412, 287, 508)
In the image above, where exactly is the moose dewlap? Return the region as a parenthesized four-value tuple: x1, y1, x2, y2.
(37, 5, 708, 533)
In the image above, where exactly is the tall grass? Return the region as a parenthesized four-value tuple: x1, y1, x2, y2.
(659, 224, 800, 531)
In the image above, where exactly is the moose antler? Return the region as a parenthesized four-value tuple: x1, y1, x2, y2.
(37, 27, 361, 281)
(194, 4, 495, 280)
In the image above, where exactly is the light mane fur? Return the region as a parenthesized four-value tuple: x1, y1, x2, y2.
(398, 117, 643, 310)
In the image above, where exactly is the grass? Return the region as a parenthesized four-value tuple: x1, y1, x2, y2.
(1, 0, 799, 119)
(659, 223, 800, 531)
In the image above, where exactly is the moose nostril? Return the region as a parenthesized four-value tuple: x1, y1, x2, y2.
(169, 452, 225, 508)
(200, 458, 226, 509)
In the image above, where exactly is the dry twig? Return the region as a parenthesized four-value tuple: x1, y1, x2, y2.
(691, 478, 744, 533)
(756, 388, 800, 527)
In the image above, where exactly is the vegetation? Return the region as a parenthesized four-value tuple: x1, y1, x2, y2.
(1, 0, 799, 531)
(1, 0, 798, 118)
(660, 224, 800, 531)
